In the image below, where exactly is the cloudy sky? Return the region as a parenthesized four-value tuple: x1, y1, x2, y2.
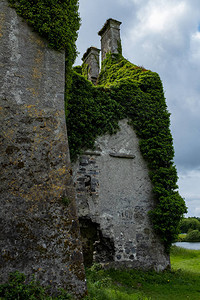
(75, 0, 200, 217)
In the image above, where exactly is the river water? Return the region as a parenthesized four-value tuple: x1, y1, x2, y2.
(174, 242, 200, 250)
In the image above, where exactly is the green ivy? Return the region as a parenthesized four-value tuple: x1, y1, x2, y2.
(66, 71, 123, 160)
(0, 271, 72, 299)
(66, 53, 187, 251)
(8, 0, 80, 89)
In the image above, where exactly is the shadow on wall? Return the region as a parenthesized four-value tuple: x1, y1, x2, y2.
(79, 217, 115, 266)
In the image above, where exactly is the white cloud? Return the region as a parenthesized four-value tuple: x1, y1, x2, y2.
(138, 1, 187, 33)
(190, 31, 200, 63)
(123, 1, 196, 69)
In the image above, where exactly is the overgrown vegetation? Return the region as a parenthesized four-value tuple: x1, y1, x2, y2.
(8, 0, 80, 52)
(66, 53, 187, 250)
(7, 0, 186, 253)
(83, 248, 200, 300)
(8, 0, 81, 92)
(66, 69, 123, 159)
(0, 271, 72, 299)
(1, 248, 200, 299)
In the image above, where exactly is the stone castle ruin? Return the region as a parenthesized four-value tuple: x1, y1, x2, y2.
(73, 19, 170, 270)
(0, 1, 174, 296)
(0, 0, 86, 298)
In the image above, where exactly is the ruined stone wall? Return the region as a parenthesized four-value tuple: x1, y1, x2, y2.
(73, 120, 170, 271)
(82, 47, 100, 85)
(0, 1, 86, 297)
(98, 19, 122, 62)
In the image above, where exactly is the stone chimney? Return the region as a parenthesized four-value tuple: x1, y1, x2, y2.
(82, 47, 100, 85)
(98, 18, 122, 62)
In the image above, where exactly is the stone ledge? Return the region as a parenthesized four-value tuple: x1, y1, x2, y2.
(109, 153, 135, 159)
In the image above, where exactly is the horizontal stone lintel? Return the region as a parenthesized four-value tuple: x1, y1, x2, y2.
(109, 153, 135, 159)
(83, 152, 135, 158)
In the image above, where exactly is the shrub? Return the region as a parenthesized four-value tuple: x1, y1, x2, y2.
(179, 218, 200, 233)
(0, 271, 47, 299)
(0, 271, 72, 299)
(184, 230, 200, 242)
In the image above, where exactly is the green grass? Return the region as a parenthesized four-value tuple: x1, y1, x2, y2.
(171, 245, 200, 274)
(1, 247, 200, 299)
(85, 247, 200, 299)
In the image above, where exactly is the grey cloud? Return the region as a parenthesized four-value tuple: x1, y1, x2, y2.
(178, 169, 200, 217)
(184, 199, 200, 217)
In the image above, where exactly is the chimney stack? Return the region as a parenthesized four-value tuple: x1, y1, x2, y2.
(82, 47, 100, 85)
(98, 18, 122, 62)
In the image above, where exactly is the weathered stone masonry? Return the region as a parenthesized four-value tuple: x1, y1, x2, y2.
(82, 47, 100, 85)
(0, 5, 171, 296)
(98, 18, 122, 61)
(73, 19, 170, 271)
(73, 120, 170, 271)
(0, 1, 86, 297)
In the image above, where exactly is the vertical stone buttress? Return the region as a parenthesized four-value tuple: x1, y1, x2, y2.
(98, 18, 122, 62)
(82, 47, 100, 85)
(0, 1, 86, 298)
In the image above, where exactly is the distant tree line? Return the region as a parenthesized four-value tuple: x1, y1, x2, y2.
(179, 217, 200, 242)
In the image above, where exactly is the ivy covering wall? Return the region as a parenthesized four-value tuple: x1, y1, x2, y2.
(67, 53, 187, 251)
(8, 0, 80, 78)
(7, 0, 186, 252)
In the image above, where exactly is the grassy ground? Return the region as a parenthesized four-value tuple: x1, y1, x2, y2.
(171, 245, 200, 274)
(84, 246, 200, 300)
(1, 246, 199, 299)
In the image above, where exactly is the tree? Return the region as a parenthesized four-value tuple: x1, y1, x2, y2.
(184, 230, 200, 242)
(179, 218, 200, 233)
